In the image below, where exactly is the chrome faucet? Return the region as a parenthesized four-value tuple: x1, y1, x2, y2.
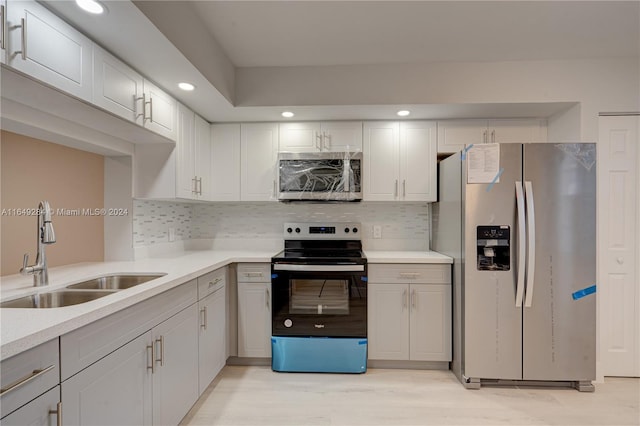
(20, 201, 56, 286)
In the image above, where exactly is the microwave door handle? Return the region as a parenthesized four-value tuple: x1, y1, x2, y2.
(515, 181, 526, 308)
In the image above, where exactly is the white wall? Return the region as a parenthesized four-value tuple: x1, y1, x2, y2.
(237, 58, 640, 142)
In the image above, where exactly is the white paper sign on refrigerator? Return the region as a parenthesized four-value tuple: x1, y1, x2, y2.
(467, 144, 501, 184)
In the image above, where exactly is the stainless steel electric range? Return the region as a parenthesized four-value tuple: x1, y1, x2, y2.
(271, 222, 368, 373)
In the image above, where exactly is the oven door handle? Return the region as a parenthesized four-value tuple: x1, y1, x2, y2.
(272, 264, 365, 272)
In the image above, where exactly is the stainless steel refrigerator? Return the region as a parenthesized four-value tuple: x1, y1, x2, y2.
(433, 143, 596, 391)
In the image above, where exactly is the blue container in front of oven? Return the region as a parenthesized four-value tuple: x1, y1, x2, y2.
(271, 336, 367, 373)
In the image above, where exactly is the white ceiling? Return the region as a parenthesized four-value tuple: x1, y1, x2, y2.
(190, 1, 640, 67)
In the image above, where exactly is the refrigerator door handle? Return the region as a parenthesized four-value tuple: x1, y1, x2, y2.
(515, 181, 526, 307)
(524, 181, 536, 307)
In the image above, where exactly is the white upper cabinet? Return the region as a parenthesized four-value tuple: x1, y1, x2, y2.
(241, 123, 279, 201)
(142, 79, 177, 141)
(0, 0, 7, 64)
(211, 123, 241, 201)
(176, 103, 212, 201)
(92, 44, 144, 124)
(279, 121, 362, 152)
(437, 118, 548, 153)
(7, 0, 93, 101)
(364, 121, 437, 202)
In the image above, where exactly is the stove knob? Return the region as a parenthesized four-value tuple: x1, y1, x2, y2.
(352, 227, 358, 233)
(286, 227, 293, 233)
(344, 227, 350, 233)
(284, 319, 293, 328)
(295, 228, 301, 233)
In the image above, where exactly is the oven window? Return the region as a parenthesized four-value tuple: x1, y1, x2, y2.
(289, 279, 350, 315)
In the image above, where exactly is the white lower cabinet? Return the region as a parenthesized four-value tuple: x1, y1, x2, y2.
(368, 264, 452, 362)
(197, 269, 227, 394)
(1, 386, 61, 426)
(237, 264, 272, 358)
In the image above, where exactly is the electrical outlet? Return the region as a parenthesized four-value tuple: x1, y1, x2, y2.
(168, 227, 176, 242)
(373, 225, 382, 239)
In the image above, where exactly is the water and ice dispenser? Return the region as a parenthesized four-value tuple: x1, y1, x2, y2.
(476, 226, 510, 271)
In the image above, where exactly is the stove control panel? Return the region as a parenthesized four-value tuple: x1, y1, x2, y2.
(284, 222, 361, 240)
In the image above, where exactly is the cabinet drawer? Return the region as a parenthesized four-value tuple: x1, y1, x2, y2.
(0, 339, 59, 419)
(198, 267, 226, 299)
(368, 264, 451, 284)
(237, 263, 270, 282)
(61, 280, 197, 380)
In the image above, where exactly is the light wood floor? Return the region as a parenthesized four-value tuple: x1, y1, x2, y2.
(182, 366, 640, 425)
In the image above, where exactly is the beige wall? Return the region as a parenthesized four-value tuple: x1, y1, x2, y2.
(1, 131, 104, 276)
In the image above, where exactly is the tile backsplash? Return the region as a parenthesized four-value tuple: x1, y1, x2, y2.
(133, 200, 430, 250)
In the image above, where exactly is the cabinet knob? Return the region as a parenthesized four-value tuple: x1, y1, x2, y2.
(617, 257, 624, 265)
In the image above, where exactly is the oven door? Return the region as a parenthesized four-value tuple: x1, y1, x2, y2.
(271, 263, 367, 337)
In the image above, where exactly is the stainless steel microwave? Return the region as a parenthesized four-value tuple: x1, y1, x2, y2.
(277, 152, 362, 201)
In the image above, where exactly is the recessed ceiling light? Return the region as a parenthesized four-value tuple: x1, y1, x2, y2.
(397, 110, 411, 117)
(75, 0, 105, 14)
(281, 111, 295, 118)
(178, 82, 195, 91)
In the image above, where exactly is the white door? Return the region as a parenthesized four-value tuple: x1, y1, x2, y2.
(92, 45, 144, 123)
(152, 304, 199, 426)
(368, 283, 409, 360)
(240, 123, 278, 201)
(211, 123, 241, 201)
(0, 0, 7, 64)
(198, 285, 226, 394)
(400, 121, 437, 201)
(488, 119, 547, 143)
(194, 114, 212, 201)
(409, 284, 452, 361)
(321, 121, 363, 152)
(1, 387, 60, 426)
(62, 333, 153, 426)
(598, 115, 639, 377)
(363, 121, 399, 201)
(279, 122, 321, 152)
(436, 119, 487, 153)
(237, 281, 272, 357)
(8, 0, 93, 101)
(143, 79, 177, 141)
(175, 103, 196, 199)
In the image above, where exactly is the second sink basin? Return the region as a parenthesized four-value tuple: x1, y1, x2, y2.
(66, 273, 166, 290)
(0, 291, 114, 308)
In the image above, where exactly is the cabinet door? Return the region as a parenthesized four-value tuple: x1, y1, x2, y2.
(1, 386, 60, 426)
(409, 284, 452, 361)
(175, 103, 196, 199)
(7, 0, 92, 101)
(436, 120, 487, 153)
(368, 283, 410, 360)
(400, 121, 437, 201)
(198, 286, 226, 394)
(488, 119, 547, 143)
(0, 0, 6, 64)
(211, 124, 241, 201)
(279, 122, 321, 152)
(152, 304, 199, 426)
(61, 332, 152, 426)
(240, 123, 278, 201)
(143, 80, 177, 141)
(92, 45, 143, 123)
(237, 281, 272, 358)
(363, 121, 400, 201)
(194, 114, 213, 201)
(321, 121, 363, 152)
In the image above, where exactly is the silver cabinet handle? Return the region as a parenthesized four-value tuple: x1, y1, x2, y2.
(403, 180, 406, 197)
(49, 401, 62, 426)
(245, 272, 264, 278)
(155, 336, 164, 367)
(146, 97, 153, 122)
(395, 180, 398, 197)
(402, 288, 407, 309)
(192, 177, 197, 194)
(323, 131, 331, 150)
(491, 129, 496, 143)
(266, 288, 270, 309)
(13, 18, 26, 60)
(411, 289, 416, 309)
(1, 5, 6, 50)
(195, 176, 202, 195)
(399, 272, 420, 279)
(0, 365, 55, 396)
(208, 277, 222, 288)
(272, 180, 276, 197)
(315, 131, 322, 150)
(482, 130, 487, 144)
(201, 306, 207, 330)
(135, 94, 146, 119)
(146, 343, 155, 373)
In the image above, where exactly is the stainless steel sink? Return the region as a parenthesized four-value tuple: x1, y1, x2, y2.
(66, 273, 166, 290)
(0, 290, 115, 308)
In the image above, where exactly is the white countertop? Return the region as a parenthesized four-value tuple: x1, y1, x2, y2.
(1, 249, 451, 360)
